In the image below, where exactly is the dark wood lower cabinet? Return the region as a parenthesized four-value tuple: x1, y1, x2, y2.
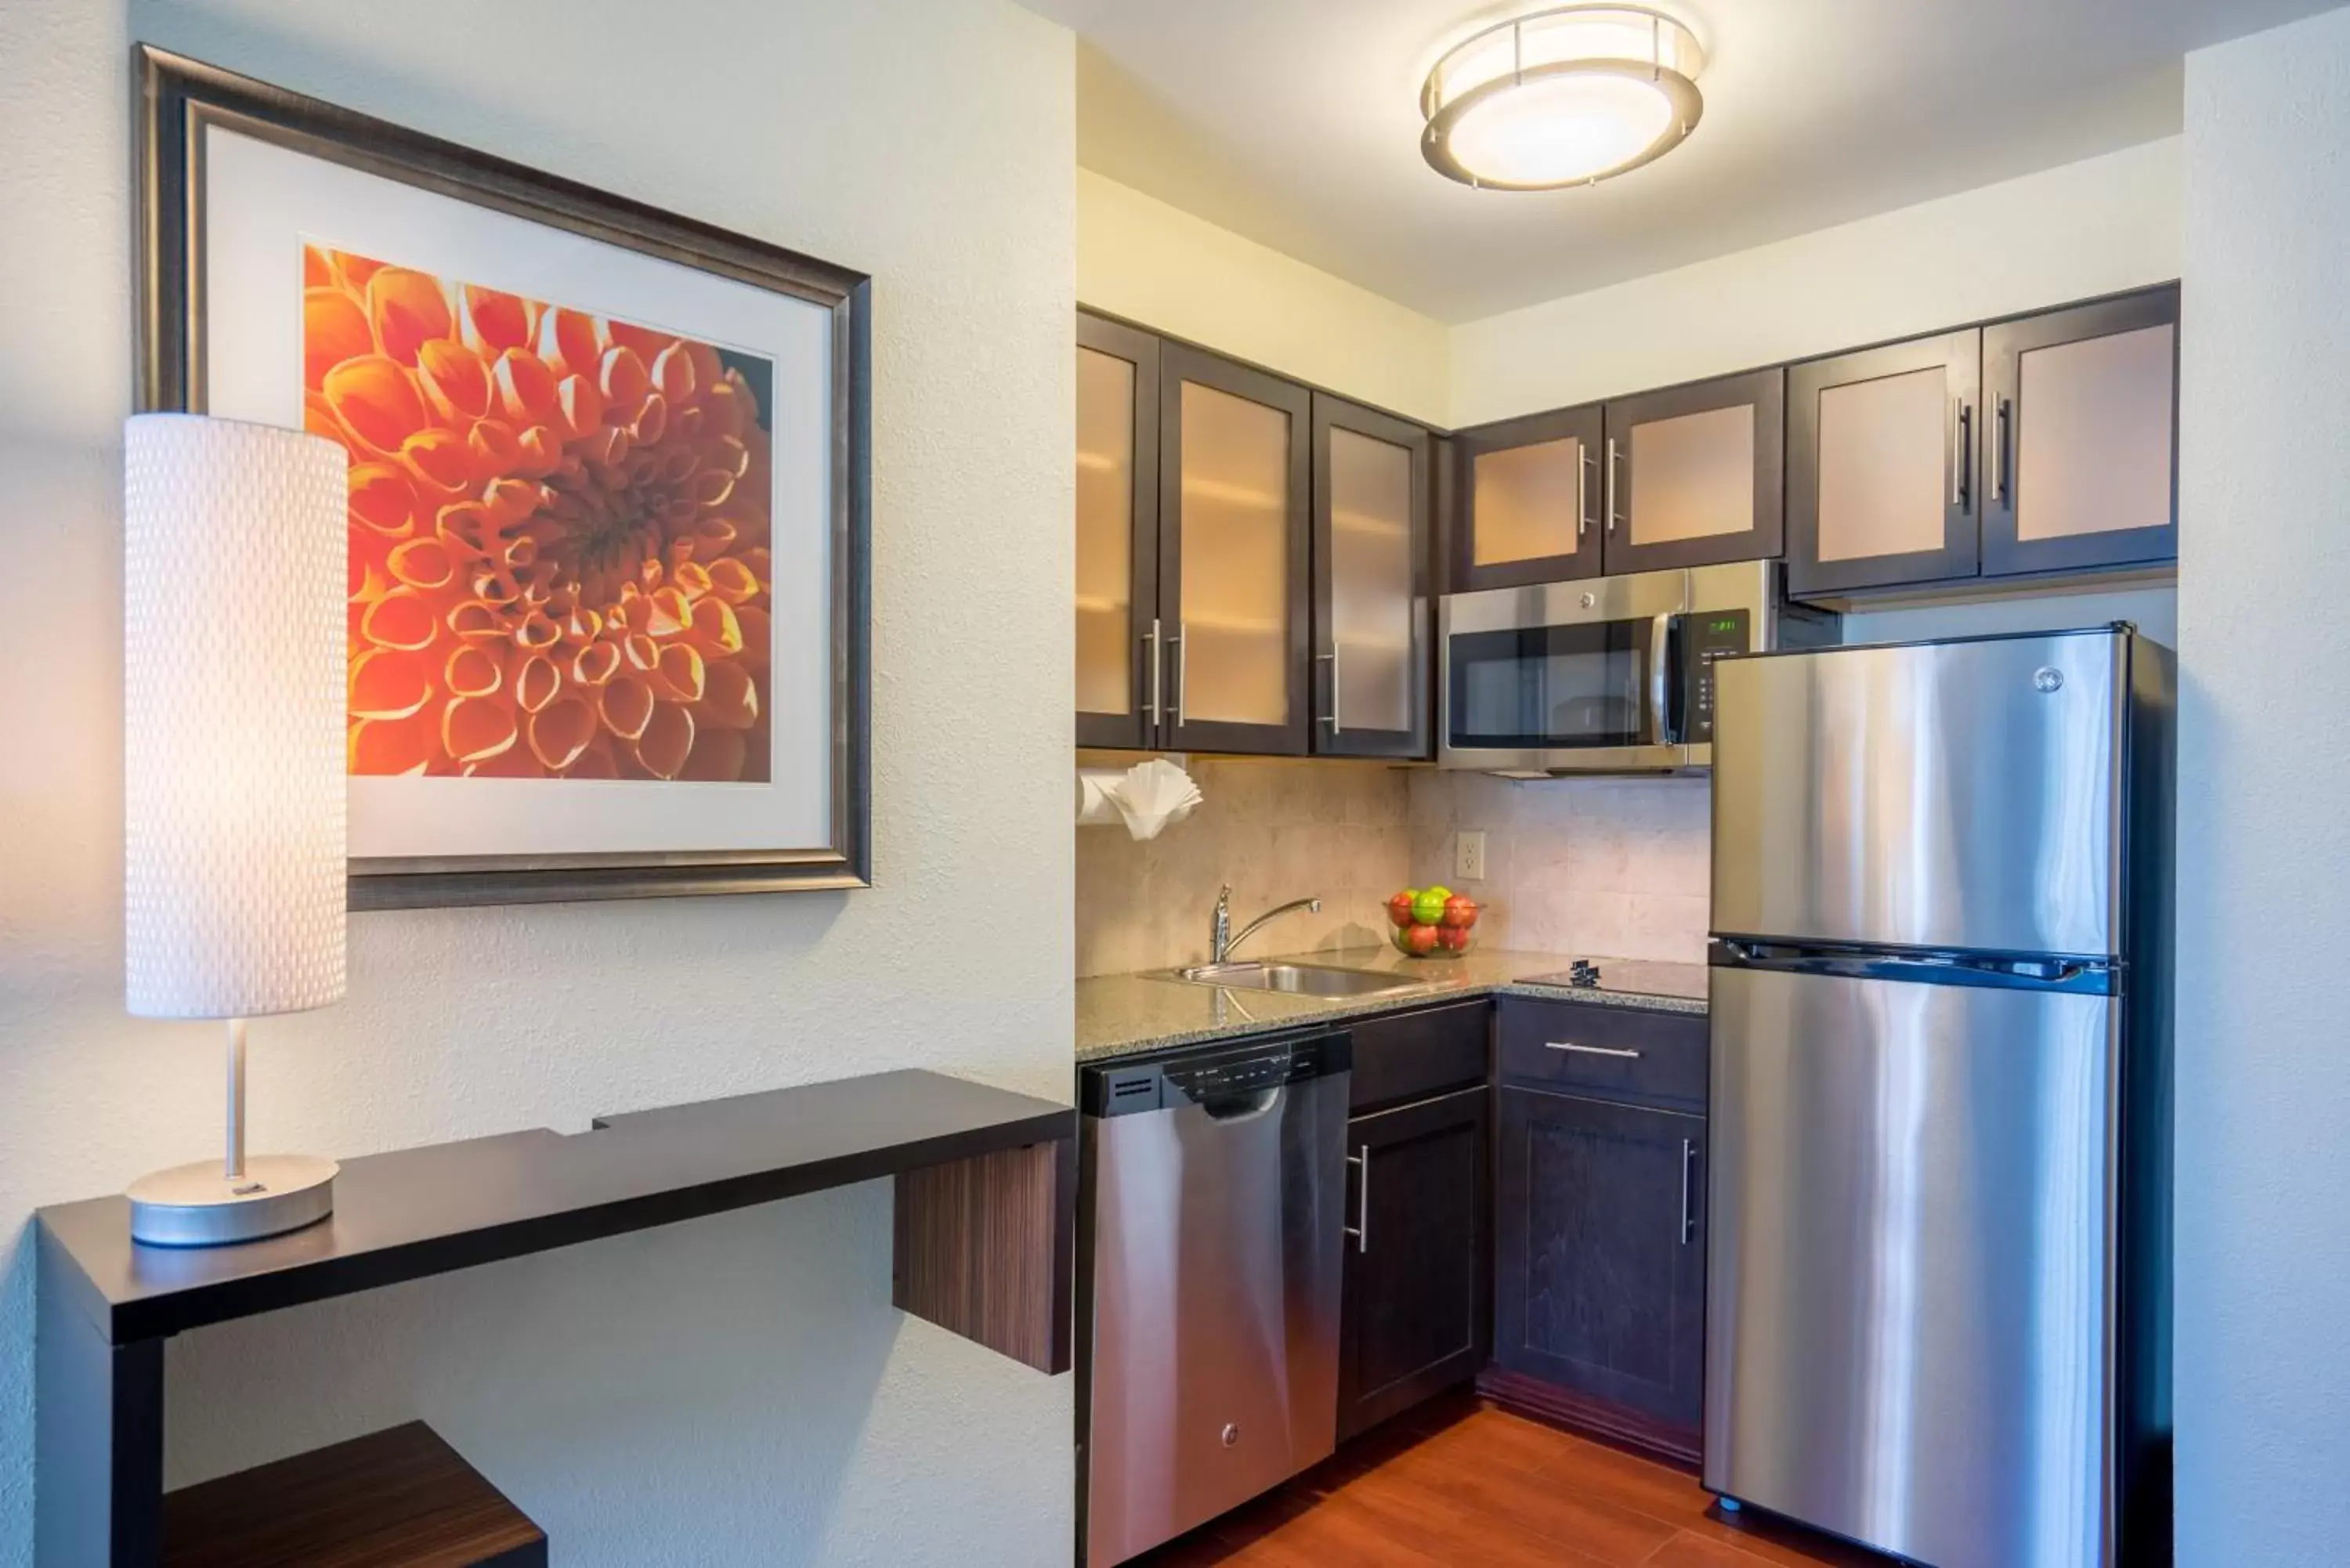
(1491, 1086, 1706, 1450)
(1338, 1085, 1491, 1440)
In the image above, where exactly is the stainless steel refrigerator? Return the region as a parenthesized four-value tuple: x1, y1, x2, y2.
(1705, 627, 2172, 1568)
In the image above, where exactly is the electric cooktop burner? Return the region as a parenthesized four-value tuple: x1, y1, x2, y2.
(1523, 959, 1606, 989)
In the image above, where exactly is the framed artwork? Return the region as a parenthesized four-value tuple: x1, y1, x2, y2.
(136, 46, 870, 909)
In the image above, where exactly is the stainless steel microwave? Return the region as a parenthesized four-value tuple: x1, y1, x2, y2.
(1437, 562, 1836, 775)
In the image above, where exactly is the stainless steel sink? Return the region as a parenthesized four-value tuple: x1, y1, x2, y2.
(1168, 960, 1424, 997)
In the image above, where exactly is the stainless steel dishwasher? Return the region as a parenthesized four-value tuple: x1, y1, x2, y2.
(1078, 1028, 1351, 1568)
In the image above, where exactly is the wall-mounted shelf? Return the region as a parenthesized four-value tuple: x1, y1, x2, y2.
(160, 1422, 544, 1567)
(35, 1068, 1076, 1566)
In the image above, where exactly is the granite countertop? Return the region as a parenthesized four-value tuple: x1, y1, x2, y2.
(1076, 946, 1708, 1063)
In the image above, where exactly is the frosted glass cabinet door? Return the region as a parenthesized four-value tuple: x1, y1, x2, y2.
(1983, 285, 2179, 578)
(1453, 404, 1604, 592)
(1076, 313, 1159, 748)
(1314, 394, 1430, 759)
(1160, 342, 1312, 755)
(1786, 331, 1981, 598)
(1602, 368, 1785, 575)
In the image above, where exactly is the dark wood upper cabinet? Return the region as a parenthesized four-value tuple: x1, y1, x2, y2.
(1600, 367, 1786, 576)
(1787, 329, 1983, 599)
(1158, 341, 1314, 757)
(1080, 285, 2179, 750)
(1982, 285, 2179, 580)
(1075, 313, 1160, 750)
(1312, 393, 1431, 760)
(1452, 404, 1606, 592)
(1494, 1086, 1707, 1439)
(1340, 1085, 1491, 1440)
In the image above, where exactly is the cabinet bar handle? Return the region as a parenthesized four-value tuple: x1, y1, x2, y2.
(1993, 396, 2012, 506)
(1144, 618, 1162, 728)
(1317, 650, 1342, 733)
(1578, 445, 1597, 537)
(1952, 403, 1973, 508)
(1172, 622, 1188, 728)
(1345, 1148, 1370, 1253)
(1546, 1041, 1641, 1058)
(1605, 437, 1622, 533)
(1679, 1138, 1697, 1245)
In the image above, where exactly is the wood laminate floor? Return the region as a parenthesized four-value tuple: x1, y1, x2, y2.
(1132, 1396, 1894, 1568)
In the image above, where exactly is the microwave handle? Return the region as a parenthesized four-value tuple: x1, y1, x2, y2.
(1649, 612, 1675, 746)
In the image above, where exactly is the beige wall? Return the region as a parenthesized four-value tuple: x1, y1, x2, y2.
(1449, 136, 2183, 428)
(1082, 138, 2183, 435)
(1076, 757, 1411, 975)
(1076, 168, 1450, 425)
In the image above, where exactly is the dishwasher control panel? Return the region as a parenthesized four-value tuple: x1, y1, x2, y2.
(1084, 1031, 1354, 1117)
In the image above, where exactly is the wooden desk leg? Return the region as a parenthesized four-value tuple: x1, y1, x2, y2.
(37, 1270, 163, 1566)
(893, 1136, 1076, 1375)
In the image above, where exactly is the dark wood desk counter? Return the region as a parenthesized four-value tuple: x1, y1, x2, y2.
(35, 1068, 1076, 1567)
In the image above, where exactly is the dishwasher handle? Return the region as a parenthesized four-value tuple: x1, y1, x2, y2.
(1079, 1031, 1355, 1118)
(1199, 1086, 1282, 1123)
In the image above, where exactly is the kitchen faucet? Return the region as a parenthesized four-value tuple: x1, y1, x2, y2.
(1209, 884, 1322, 964)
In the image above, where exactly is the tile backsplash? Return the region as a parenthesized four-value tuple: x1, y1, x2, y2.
(1075, 753, 1713, 976)
(1076, 756, 1412, 977)
(1408, 772, 1712, 964)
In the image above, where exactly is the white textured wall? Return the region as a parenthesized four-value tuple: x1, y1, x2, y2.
(0, 1, 1076, 1563)
(1077, 168, 1450, 425)
(1450, 138, 2182, 428)
(2176, 11, 2350, 1564)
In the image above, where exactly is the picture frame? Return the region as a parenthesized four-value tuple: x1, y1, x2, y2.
(135, 45, 871, 909)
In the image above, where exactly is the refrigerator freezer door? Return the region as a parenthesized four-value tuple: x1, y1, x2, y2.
(1712, 629, 2125, 956)
(1705, 965, 2117, 1568)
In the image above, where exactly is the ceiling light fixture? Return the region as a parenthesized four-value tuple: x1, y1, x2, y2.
(1421, 5, 1705, 190)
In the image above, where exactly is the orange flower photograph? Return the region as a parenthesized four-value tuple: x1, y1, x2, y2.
(306, 245, 776, 783)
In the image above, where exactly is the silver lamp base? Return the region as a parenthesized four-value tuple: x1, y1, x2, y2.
(127, 1154, 338, 1248)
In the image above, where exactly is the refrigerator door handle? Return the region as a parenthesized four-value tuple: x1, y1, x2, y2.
(1709, 938, 2118, 995)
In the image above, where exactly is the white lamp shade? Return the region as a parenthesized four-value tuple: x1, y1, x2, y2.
(125, 414, 349, 1018)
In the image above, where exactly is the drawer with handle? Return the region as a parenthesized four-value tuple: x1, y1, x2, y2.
(1495, 995, 1706, 1107)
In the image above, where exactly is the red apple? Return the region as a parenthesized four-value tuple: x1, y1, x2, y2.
(1386, 891, 1417, 929)
(1441, 895, 1480, 929)
(1437, 924, 1472, 952)
(1405, 923, 1441, 956)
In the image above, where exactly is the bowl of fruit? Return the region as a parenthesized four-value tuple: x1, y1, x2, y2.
(1386, 886, 1480, 959)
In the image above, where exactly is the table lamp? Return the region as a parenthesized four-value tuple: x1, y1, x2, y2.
(122, 413, 349, 1247)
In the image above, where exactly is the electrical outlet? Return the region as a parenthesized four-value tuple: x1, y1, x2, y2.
(1455, 830, 1487, 883)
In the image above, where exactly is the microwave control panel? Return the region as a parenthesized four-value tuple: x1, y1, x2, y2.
(1681, 609, 1752, 744)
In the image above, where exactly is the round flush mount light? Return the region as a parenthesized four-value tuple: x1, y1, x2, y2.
(1421, 5, 1705, 190)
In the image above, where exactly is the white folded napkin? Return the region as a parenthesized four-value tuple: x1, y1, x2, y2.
(1076, 759, 1203, 841)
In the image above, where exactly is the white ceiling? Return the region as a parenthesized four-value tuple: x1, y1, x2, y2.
(1036, 0, 2332, 323)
